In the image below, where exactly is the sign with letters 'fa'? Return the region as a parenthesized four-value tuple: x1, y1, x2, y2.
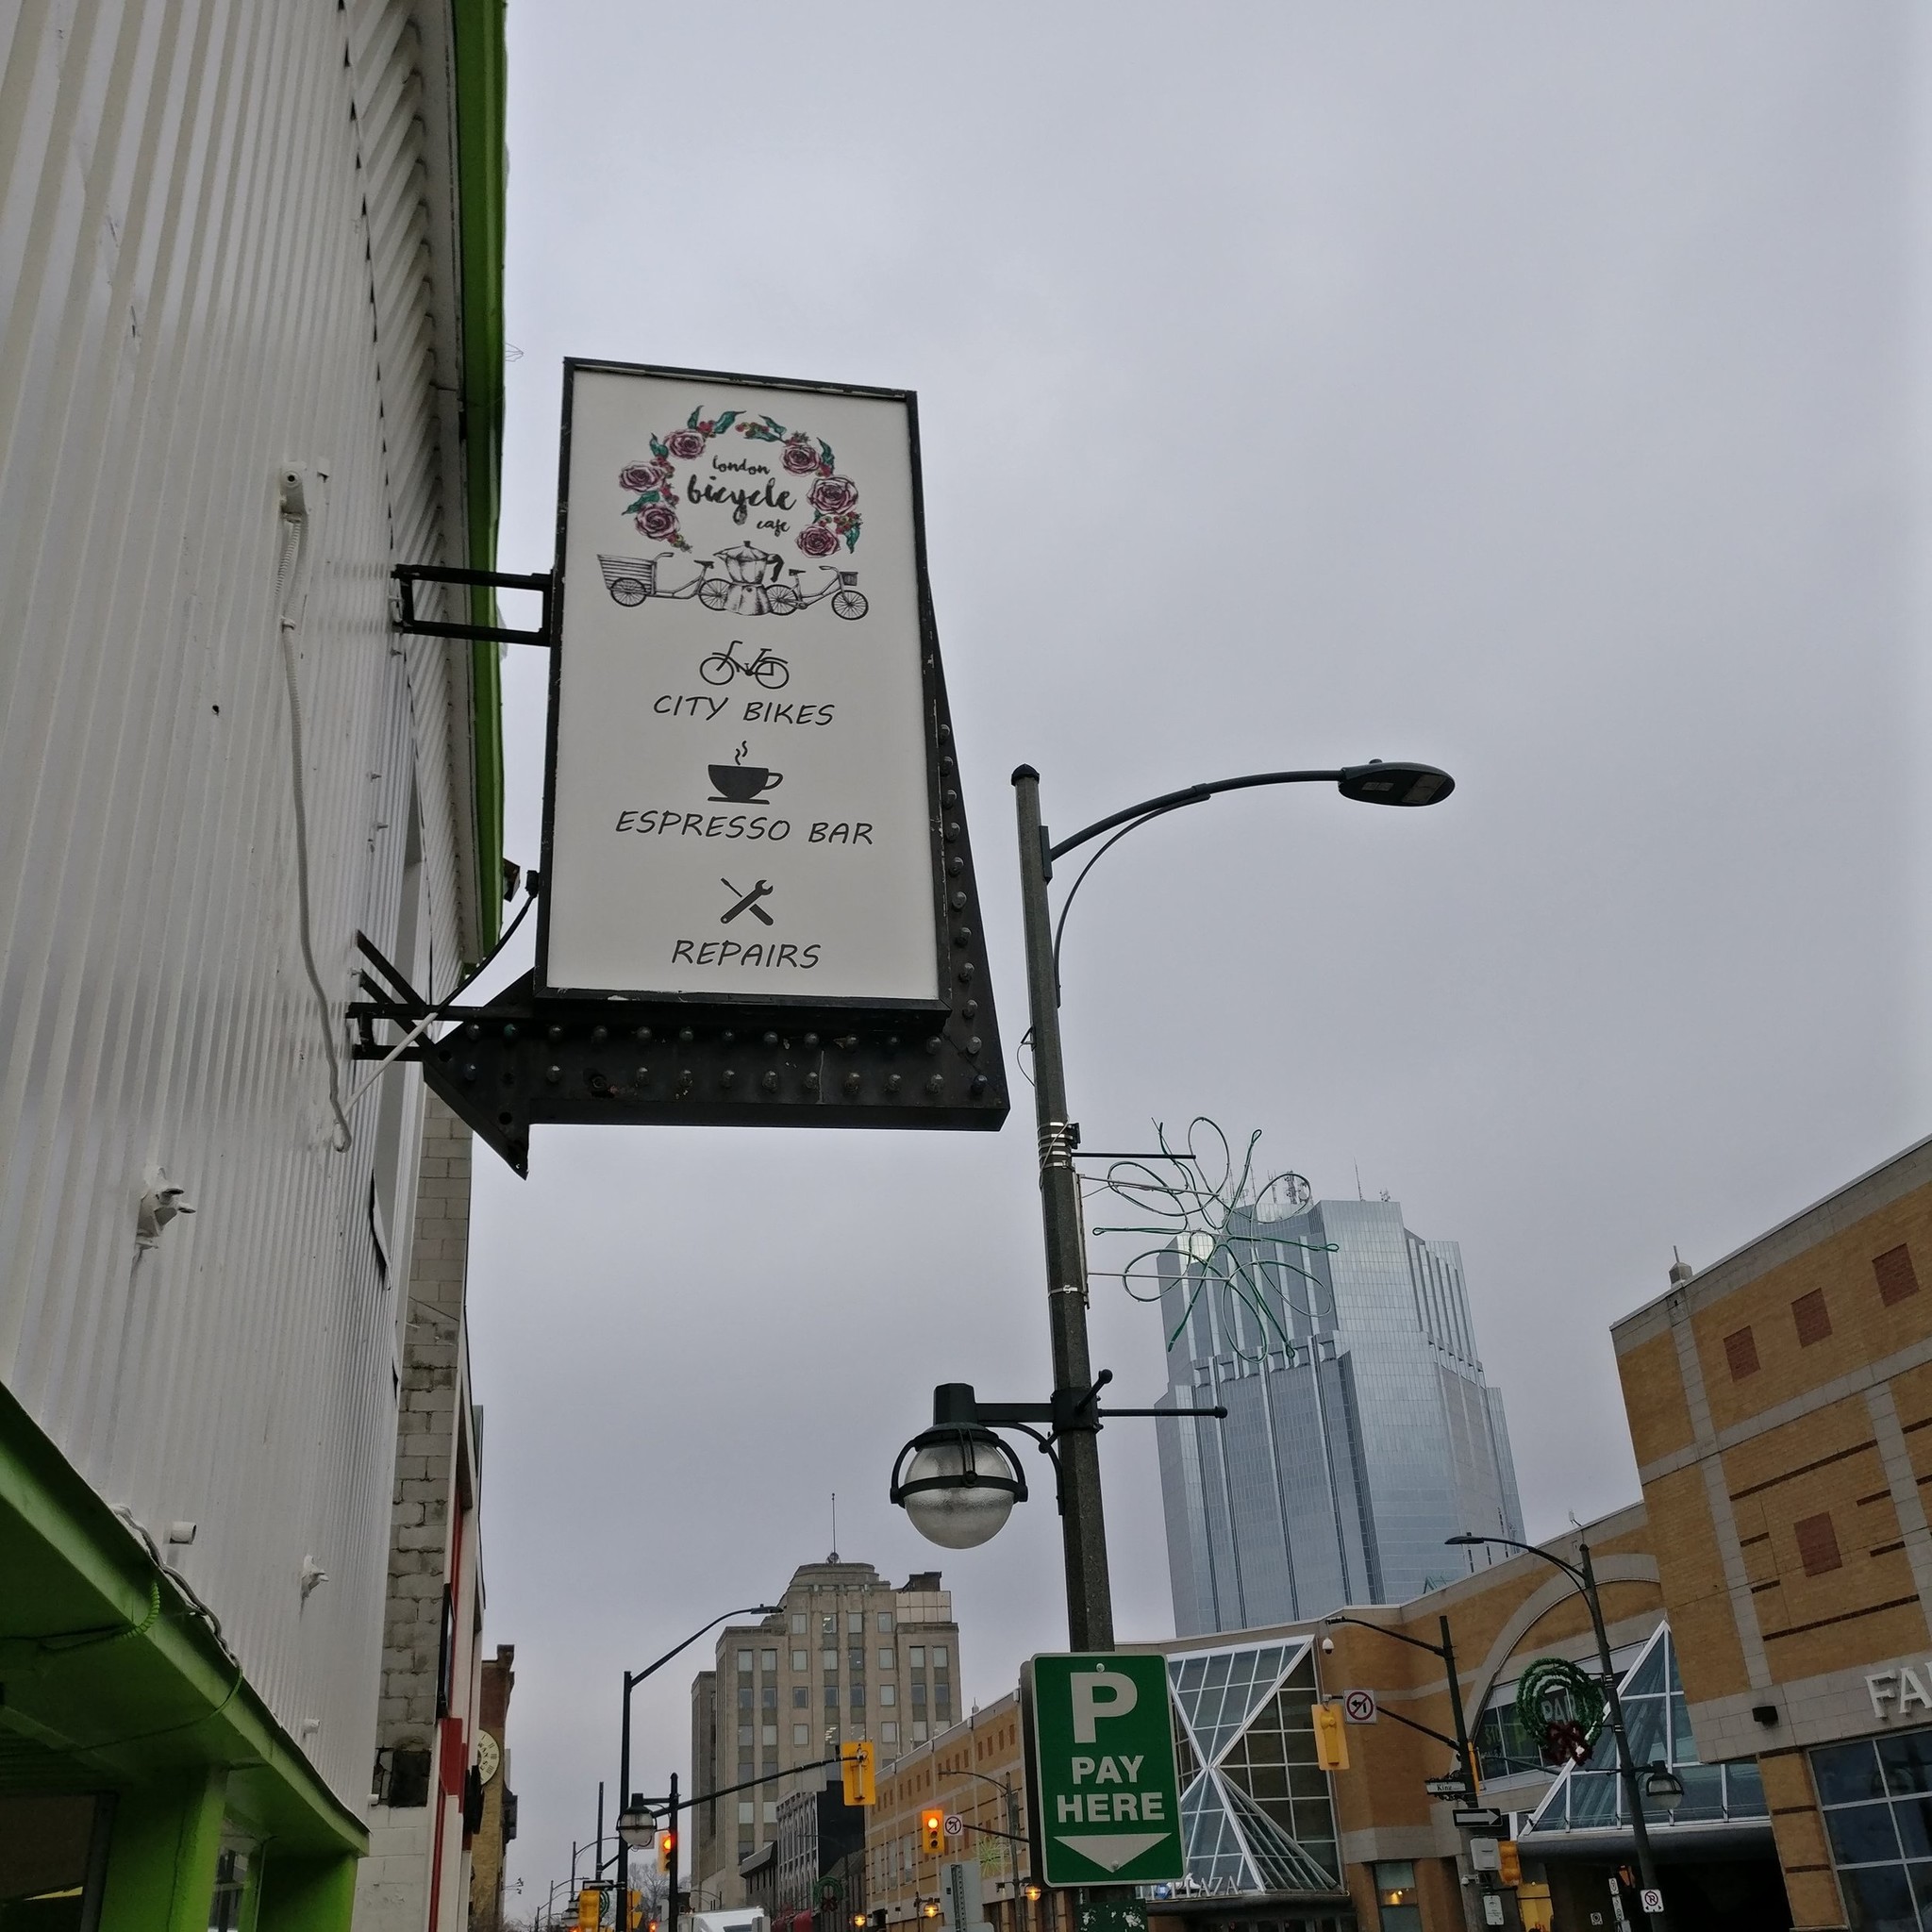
(1030, 1654, 1185, 1888)
(543, 361, 946, 1004)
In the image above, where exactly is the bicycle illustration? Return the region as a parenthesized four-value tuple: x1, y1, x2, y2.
(699, 639, 790, 689)
(595, 546, 867, 620)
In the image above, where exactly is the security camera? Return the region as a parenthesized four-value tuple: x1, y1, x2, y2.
(1320, 1637, 1335, 1654)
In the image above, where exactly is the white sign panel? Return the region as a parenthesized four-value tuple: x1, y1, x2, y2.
(542, 362, 941, 1003)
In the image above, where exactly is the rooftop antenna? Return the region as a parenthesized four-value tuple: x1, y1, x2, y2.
(1354, 1160, 1363, 1202)
(829, 1491, 839, 1563)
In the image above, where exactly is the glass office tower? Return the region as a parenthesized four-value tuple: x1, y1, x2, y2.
(1155, 1196, 1524, 1633)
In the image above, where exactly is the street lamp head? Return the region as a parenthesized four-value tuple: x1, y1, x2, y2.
(1444, 1533, 1487, 1549)
(617, 1794, 658, 1848)
(1643, 1762, 1686, 1809)
(890, 1422, 1027, 1550)
(1337, 760, 1454, 808)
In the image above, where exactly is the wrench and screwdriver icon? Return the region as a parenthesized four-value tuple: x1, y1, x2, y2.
(719, 877, 775, 926)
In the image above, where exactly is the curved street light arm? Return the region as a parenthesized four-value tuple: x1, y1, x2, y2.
(1046, 771, 1343, 861)
(625, 1602, 784, 1691)
(1322, 1610, 1448, 1663)
(1049, 800, 1198, 1003)
(1447, 1530, 1588, 1593)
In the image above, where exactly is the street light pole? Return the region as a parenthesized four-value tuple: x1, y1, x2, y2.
(1012, 766, 1112, 1651)
(1008, 758, 1454, 1651)
(1448, 1532, 1666, 1932)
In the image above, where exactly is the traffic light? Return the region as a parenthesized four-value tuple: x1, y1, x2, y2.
(577, 1890, 601, 1931)
(1312, 1702, 1350, 1773)
(628, 1890, 644, 1930)
(841, 1740, 877, 1807)
(1497, 1841, 1521, 1888)
(658, 1828, 677, 1874)
(920, 1807, 945, 1855)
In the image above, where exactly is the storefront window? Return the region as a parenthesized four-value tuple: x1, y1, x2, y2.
(1374, 1858, 1422, 1932)
(0, 1795, 102, 1930)
(1811, 1729, 1932, 1928)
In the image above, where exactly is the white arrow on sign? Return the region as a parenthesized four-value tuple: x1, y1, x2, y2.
(1053, 1833, 1170, 1874)
(943, 1814, 962, 1838)
(1343, 1689, 1377, 1724)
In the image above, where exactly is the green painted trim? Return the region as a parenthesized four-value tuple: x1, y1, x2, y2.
(258, 1846, 358, 1931)
(451, 0, 508, 956)
(0, 1381, 365, 1857)
(97, 1767, 226, 1932)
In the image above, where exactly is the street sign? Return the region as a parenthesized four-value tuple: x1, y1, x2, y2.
(1424, 1778, 1471, 1798)
(943, 1814, 962, 1838)
(1030, 1654, 1185, 1886)
(1639, 1890, 1664, 1914)
(1342, 1689, 1377, 1724)
(1453, 1807, 1506, 1831)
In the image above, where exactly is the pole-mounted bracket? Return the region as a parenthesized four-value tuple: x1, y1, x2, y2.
(391, 563, 555, 647)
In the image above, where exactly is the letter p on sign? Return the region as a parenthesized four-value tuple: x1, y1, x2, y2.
(1071, 1668, 1140, 1743)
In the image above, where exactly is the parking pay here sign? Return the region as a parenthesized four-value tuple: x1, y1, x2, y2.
(1031, 1655, 1184, 1887)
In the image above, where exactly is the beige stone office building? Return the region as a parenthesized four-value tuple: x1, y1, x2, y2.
(691, 1560, 963, 1903)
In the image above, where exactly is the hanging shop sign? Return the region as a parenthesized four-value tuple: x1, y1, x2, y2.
(367, 360, 1006, 1172)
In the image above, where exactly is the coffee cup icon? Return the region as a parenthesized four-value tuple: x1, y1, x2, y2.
(709, 762, 783, 803)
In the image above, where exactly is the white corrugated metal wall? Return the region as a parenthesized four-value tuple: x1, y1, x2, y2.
(0, 0, 486, 1808)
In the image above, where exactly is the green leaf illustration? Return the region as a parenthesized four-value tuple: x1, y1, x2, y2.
(714, 409, 741, 434)
(819, 439, 836, 472)
(843, 522, 860, 553)
(623, 496, 647, 516)
(650, 436, 669, 458)
(687, 404, 704, 430)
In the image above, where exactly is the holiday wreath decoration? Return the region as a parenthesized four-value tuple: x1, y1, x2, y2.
(1513, 1656, 1607, 1766)
(617, 406, 861, 558)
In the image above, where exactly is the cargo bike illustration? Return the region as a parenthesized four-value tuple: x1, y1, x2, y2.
(594, 542, 867, 620)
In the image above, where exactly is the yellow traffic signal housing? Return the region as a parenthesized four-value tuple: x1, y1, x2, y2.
(578, 1890, 602, 1931)
(627, 1890, 644, 1930)
(921, 1807, 945, 1854)
(1312, 1702, 1350, 1773)
(841, 1740, 877, 1806)
(658, 1828, 677, 1874)
(1497, 1840, 1521, 1887)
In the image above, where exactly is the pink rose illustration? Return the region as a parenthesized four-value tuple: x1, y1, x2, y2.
(782, 441, 821, 475)
(637, 504, 680, 541)
(809, 475, 858, 516)
(796, 523, 840, 558)
(667, 429, 706, 460)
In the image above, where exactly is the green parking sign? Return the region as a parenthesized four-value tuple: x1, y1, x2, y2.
(1030, 1654, 1185, 1887)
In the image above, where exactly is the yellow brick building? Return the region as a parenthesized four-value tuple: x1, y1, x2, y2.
(1612, 1134, 1932, 1931)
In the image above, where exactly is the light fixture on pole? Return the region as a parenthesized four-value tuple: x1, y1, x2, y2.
(1643, 1762, 1686, 1809)
(617, 1794, 658, 1849)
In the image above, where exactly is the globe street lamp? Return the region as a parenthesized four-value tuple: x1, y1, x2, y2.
(996, 758, 1456, 1649)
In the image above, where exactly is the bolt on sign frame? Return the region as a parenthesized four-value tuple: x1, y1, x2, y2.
(366, 361, 1006, 1172)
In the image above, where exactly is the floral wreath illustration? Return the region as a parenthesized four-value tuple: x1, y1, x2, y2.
(618, 405, 861, 558)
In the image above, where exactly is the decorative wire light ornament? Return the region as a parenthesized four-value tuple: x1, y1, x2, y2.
(1085, 1118, 1336, 1360)
(1513, 1657, 1607, 1765)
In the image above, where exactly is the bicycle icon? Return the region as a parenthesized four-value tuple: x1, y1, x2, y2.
(700, 639, 789, 689)
(596, 549, 867, 621)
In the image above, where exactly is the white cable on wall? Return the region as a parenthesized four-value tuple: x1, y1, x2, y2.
(275, 468, 355, 1153)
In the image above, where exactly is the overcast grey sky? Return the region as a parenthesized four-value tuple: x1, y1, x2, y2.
(469, 5, 1929, 1909)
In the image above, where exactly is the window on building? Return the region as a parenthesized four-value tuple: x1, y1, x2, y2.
(879, 1649, 896, 1672)
(880, 1685, 896, 1707)
(739, 1686, 754, 1709)
(883, 1722, 899, 1743)
(909, 1647, 925, 1669)
(911, 1681, 927, 1707)
(761, 1648, 777, 1670)
(739, 1650, 754, 1672)
(1374, 1860, 1421, 1932)
(913, 1722, 928, 1742)
(1810, 1733, 1932, 1929)
(793, 1724, 810, 1746)
(763, 1801, 778, 1824)
(762, 1685, 776, 1708)
(823, 1615, 838, 1635)
(762, 1724, 777, 1746)
(739, 1724, 754, 1746)
(824, 1684, 840, 1709)
(791, 1612, 807, 1635)
(1875, 1245, 1920, 1307)
(849, 1647, 865, 1672)
(739, 1802, 755, 1824)
(823, 1649, 839, 1671)
(851, 1684, 866, 1708)
(1795, 1512, 1843, 1575)
(792, 1650, 808, 1671)
(1792, 1290, 1832, 1347)
(877, 1612, 894, 1633)
(849, 1612, 865, 1634)
(935, 1687, 951, 1721)
(934, 1646, 949, 1668)
(793, 1687, 808, 1707)
(1724, 1325, 1759, 1379)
